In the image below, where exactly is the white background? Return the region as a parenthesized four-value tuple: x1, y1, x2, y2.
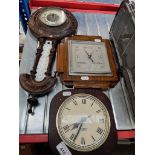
(0, 0, 155, 154)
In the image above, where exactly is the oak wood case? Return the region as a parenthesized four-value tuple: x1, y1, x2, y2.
(57, 35, 119, 89)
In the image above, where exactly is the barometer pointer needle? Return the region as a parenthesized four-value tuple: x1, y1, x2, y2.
(84, 50, 95, 63)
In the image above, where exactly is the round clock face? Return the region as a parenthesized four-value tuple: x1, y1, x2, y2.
(69, 40, 112, 76)
(39, 8, 67, 26)
(56, 93, 111, 152)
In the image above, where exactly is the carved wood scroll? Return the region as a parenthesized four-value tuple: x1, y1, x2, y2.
(19, 7, 78, 113)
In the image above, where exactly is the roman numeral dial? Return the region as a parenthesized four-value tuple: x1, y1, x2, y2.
(97, 127, 103, 135)
(56, 93, 111, 152)
(81, 137, 85, 145)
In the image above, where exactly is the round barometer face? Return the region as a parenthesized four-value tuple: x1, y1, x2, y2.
(56, 93, 111, 152)
(28, 7, 78, 39)
(39, 8, 67, 26)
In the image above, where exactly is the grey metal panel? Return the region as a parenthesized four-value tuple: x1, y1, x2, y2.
(74, 13, 88, 35)
(19, 12, 134, 134)
(109, 78, 134, 129)
(19, 31, 37, 134)
(74, 12, 115, 39)
(95, 14, 110, 38)
(110, 0, 135, 115)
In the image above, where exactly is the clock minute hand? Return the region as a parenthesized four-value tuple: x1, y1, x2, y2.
(73, 121, 84, 142)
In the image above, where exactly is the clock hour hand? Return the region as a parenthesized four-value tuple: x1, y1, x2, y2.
(71, 116, 85, 130)
(71, 123, 80, 130)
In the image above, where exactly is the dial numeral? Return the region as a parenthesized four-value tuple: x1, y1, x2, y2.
(99, 118, 104, 123)
(70, 134, 75, 141)
(72, 99, 78, 106)
(91, 101, 95, 107)
(97, 127, 103, 135)
(82, 99, 86, 104)
(96, 109, 101, 113)
(63, 125, 70, 133)
(81, 137, 85, 145)
(91, 136, 96, 142)
(65, 108, 71, 110)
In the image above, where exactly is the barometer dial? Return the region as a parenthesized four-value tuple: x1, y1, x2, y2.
(69, 40, 112, 75)
(39, 8, 67, 26)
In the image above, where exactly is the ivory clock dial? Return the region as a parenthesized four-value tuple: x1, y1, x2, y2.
(56, 93, 111, 152)
(68, 40, 112, 75)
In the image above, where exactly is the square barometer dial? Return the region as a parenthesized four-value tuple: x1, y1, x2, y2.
(69, 40, 112, 76)
(57, 35, 119, 89)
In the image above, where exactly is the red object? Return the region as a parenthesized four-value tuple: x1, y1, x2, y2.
(19, 134, 48, 144)
(19, 130, 135, 143)
(30, 0, 120, 14)
(117, 130, 135, 139)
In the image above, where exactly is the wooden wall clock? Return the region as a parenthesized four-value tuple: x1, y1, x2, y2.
(57, 35, 119, 89)
(49, 89, 117, 155)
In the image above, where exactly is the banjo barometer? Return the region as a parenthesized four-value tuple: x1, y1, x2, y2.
(19, 7, 77, 113)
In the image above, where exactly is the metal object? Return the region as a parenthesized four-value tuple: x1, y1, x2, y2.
(29, 0, 120, 15)
(110, 0, 135, 113)
(19, 0, 30, 33)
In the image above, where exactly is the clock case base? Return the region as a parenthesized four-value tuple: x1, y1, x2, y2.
(49, 89, 117, 155)
(57, 35, 119, 89)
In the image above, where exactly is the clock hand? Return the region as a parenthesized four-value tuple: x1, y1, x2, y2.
(72, 115, 91, 141)
(71, 116, 85, 130)
(71, 122, 80, 130)
(69, 115, 92, 131)
(73, 121, 84, 142)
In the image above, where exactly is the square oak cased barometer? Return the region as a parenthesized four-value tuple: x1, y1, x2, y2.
(57, 35, 119, 89)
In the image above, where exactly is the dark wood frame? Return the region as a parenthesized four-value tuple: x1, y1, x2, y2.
(57, 35, 119, 89)
(49, 89, 117, 155)
(19, 7, 78, 96)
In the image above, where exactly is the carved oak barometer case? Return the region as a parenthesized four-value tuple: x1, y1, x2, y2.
(19, 7, 78, 113)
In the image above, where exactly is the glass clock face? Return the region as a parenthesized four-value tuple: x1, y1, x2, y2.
(56, 93, 111, 152)
(39, 8, 67, 26)
(68, 40, 112, 76)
